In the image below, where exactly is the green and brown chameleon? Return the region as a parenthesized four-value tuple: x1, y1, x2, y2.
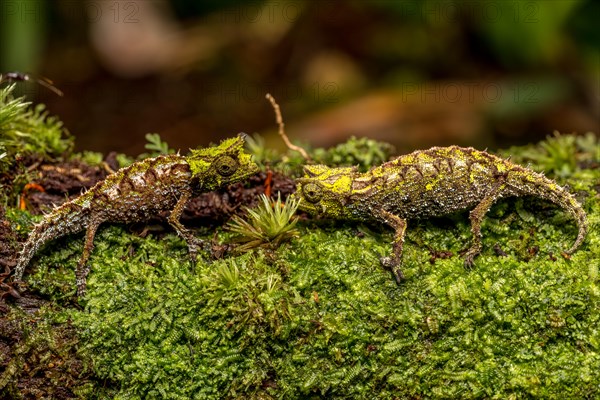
(293, 146, 588, 282)
(14, 134, 259, 296)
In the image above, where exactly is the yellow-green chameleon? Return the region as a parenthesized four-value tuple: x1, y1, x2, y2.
(293, 146, 588, 282)
(14, 134, 259, 296)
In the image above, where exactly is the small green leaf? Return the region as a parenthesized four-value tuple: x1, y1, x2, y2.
(144, 133, 173, 156)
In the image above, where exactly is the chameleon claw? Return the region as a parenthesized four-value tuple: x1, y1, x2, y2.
(463, 252, 478, 269)
(201, 240, 212, 253)
(380, 256, 405, 284)
(392, 267, 405, 284)
(188, 249, 198, 263)
(186, 238, 210, 264)
(76, 275, 88, 297)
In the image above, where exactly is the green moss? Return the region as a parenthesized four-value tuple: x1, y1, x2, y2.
(0, 84, 73, 206)
(10, 134, 600, 398)
(0, 84, 72, 166)
(77, 150, 105, 166)
(311, 136, 395, 172)
(5, 208, 40, 236)
(248, 135, 395, 177)
(499, 131, 598, 177)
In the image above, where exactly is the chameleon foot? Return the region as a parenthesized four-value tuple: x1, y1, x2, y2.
(380, 256, 405, 284)
(186, 238, 209, 263)
(463, 250, 480, 269)
(76, 276, 88, 297)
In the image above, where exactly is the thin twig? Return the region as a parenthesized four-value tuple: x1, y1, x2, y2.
(265, 93, 311, 161)
(0, 72, 63, 96)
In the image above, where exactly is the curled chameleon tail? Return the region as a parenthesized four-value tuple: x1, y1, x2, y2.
(506, 168, 587, 254)
(14, 203, 90, 281)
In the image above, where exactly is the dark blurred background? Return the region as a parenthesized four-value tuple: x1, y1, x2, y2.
(1, 0, 598, 155)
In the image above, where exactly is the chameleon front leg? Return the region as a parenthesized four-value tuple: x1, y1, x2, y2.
(464, 183, 504, 267)
(75, 218, 101, 297)
(167, 190, 205, 261)
(376, 209, 408, 284)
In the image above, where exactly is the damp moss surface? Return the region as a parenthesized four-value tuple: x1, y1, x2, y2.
(5, 134, 600, 399)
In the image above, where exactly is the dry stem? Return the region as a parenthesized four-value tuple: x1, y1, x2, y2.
(265, 93, 311, 161)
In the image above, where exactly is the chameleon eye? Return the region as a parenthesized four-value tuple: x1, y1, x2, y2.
(215, 155, 239, 177)
(302, 182, 323, 203)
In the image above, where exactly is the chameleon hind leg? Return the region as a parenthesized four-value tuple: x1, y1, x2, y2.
(464, 182, 505, 267)
(167, 190, 205, 261)
(75, 218, 101, 296)
(377, 209, 408, 284)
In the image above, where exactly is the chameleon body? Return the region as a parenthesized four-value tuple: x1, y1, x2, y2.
(14, 134, 259, 296)
(293, 146, 587, 282)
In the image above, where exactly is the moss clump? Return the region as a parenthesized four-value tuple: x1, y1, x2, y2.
(310, 136, 395, 172)
(9, 134, 600, 398)
(247, 135, 395, 177)
(0, 84, 73, 206)
(0, 84, 72, 165)
(500, 131, 598, 177)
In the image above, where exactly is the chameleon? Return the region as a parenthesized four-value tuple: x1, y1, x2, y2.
(14, 134, 259, 296)
(293, 145, 588, 283)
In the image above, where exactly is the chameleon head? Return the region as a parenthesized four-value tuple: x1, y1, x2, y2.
(293, 164, 358, 219)
(187, 133, 260, 190)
